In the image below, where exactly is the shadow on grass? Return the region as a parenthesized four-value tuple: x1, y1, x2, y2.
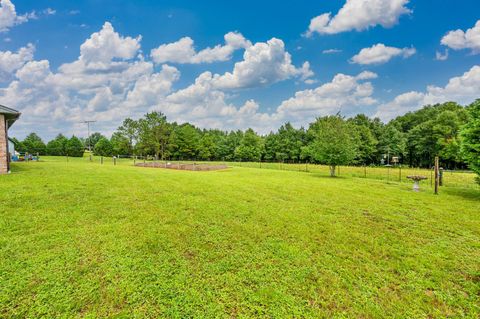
(442, 187, 480, 201)
(9, 163, 32, 173)
(308, 173, 348, 180)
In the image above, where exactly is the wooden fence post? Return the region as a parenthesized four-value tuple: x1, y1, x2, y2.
(434, 157, 439, 195)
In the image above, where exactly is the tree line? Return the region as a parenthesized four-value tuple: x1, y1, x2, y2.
(11, 100, 480, 179)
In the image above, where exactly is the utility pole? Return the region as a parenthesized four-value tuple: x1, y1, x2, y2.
(80, 120, 96, 152)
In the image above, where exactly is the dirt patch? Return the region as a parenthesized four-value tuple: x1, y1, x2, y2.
(135, 162, 228, 171)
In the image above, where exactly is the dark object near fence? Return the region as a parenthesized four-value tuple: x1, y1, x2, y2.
(136, 162, 228, 171)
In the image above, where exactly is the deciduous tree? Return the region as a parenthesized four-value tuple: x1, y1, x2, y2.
(306, 116, 357, 176)
(461, 99, 480, 183)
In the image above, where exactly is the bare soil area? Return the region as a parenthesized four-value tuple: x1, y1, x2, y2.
(135, 162, 228, 171)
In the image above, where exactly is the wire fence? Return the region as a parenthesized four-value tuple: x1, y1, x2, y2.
(16, 154, 480, 190)
(229, 161, 479, 189)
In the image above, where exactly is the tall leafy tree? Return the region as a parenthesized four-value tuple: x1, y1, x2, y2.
(46, 134, 68, 155)
(218, 130, 243, 161)
(94, 138, 114, 156)
(206, 129, 228, 160)
(434, 110, 467, 168)
(461, 99, 480, 183)
(392, 102, 467, 167)
(263, 132, 278, 161)
(306, 116, 357, 176)
(137, 112, 172, 159)
(378, 124, 406, 164)
(276, 123, 306, 162)
(198, 132, 216, 160)
(66, 136, 85, 157)
(348, 115, 379, 164)
(110, 132, 131, 155)
(116, 118, 138, 155)
(169, 123, 200, 160)
(235, 129, 263, 161)
(23, 133, 46, 155)
(84, 132, 105, 152)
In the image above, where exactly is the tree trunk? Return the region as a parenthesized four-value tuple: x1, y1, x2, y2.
(329, 165, 336, 177)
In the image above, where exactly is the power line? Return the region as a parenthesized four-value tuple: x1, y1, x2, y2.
(80, 120, 96, 152)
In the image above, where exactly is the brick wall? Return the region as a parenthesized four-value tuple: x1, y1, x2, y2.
(0, 114, 7, 174)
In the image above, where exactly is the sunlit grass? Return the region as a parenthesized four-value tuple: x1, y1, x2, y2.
(1, 157, 479, 318)
(43, 155, 479, 190)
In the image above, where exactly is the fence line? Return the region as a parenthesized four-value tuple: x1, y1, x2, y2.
(28, 155, 479, 190)
(221, 161, 478, 190)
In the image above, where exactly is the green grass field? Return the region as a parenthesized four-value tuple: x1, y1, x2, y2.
(1, 157, 479, 318)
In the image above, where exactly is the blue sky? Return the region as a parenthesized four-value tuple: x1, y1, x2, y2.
(1, 0, 479, 140)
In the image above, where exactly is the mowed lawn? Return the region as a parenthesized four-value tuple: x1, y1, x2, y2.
(0, 158, 479, 318)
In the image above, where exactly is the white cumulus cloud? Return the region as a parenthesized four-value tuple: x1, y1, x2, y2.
(276, 71, 378, 125)
(0, 23, 179, 138)
(143, 38, 314, 132)
(306, 0, 411, 36)
(441, 20, 480, 54)
(0, 43, 35, 79)
(375, 64, 480, 120)
(0, 17, 372, 138)
(351, 43, 416, 65)
(157, 72, 276, 133)
(0, 0, 36, 32)
(150, 32, 251, 64)
(80, 22, 141, 64)
(212, 38, 313, 89)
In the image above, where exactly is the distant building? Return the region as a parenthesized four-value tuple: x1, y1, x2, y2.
(0, 105, 21, 174)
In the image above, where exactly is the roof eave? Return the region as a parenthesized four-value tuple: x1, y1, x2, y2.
(0, 105, 21, 128)
(6, 114, 21, 128)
